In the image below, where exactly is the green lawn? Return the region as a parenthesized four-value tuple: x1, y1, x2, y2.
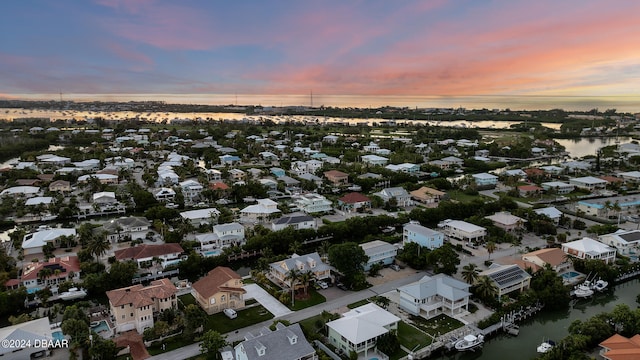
(178, 293, 197, 309)
(409, 314, 464, 337)
(147, 336, 195, 356)
(448, 190, 483, 203)
(205, 305, 274, 333)
(398, 321, 431, 349)
(289, 288, 326, 311)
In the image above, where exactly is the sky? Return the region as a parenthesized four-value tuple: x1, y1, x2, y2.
(1, 0, 640, 101)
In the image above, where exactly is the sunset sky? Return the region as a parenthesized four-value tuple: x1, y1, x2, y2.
(2, 0, 640, 100)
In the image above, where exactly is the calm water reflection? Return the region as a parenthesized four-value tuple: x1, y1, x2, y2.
(436, 279, 639, 360)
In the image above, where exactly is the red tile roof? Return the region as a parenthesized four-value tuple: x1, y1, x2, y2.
(324, 170, 348, 178)
(21, 256, 81, 281)
(192, 266, 245, 299)
(338, 192, 371, 204)
(114, 244, 184, 261)
(600, 334, 640, 360)
(518, 185, 543, 191)
(209, 182, 229, 190)
(107, 279, 176, 308)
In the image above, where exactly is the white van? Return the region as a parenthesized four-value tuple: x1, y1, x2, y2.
(223, 308, 237, 319)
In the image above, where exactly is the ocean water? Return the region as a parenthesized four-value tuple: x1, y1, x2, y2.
(5, 93, 640, 113)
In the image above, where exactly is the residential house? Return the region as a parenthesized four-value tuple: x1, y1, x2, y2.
(374, 187, 412, 207)
(323, 135, 339, 144)
(437, 219, 486, 243)
(192, 267, 245, 315)
(180, 179, 204, 203)
(598, 333, 640, 360)
(323, 170, 349, 186)
(0, 186, 40, 197)
(534, 207, 563, 223)
(561, 237, 616, 264)
(403, 222, 445, 249)
(327, 303, 400, 358)
(231, 323, 317, 360)
(153, 187, 176, 202)
(385, 163, 420, 173)
(0, 317, 54, 360)
(18, 256, 81, 294)
(270, 167, 286, 178)
(229, 169, 246, 182)
(180, 208, 221, 226)
(271, 215, 317, 231)
(240, 199, 281, 224)
(569, 176, 608, 191)
(269, 252, 331, 286)
(220, 155, 241, 165)
(102, 216, 151, 243)
(78, 173, 119, 185)
(157, 168, 180, 186)
(397, 274, 470, 318)
(93, 191, 117, 206)
(431, 156, 463, 170)
(618, 171, 640, 182)
(107, 279, 177, 334)
(521, 248, 570, 273)
(196, 222, 245, 253)
(337, 192, 371, 212)
(541, 181, 575, 194)
(114, 243, 184, 269)
(361, 154, 389, 166)
(293, 193, 332, 214)
(479, 264, 532, 300)
(410, 187, 446, 207)
(471, 173, 499, 188)
(22, 228, 76, 256)
(518, 185, 543, 197)
(485, 211, 526, 232)
(360, 240, 397, 271)
(599, 230, 640, 257)
(48, 180, 71, 193)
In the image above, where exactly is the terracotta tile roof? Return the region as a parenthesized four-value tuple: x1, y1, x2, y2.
(600, 334, 640, 360)
(525, 168, 545, 176)
(338, 192, 371, 204)
(21, 256, 81, 281)
(107, 279, 176, 308)
(115, 331, 150, 360)
(524, 248, 567, 267)
(97, 168, 119, 175)
(114, 243, 183, 261)
(324, 170, 348, 178)
(192, 266, 245, 299)
(209, 182, 229, 190)
(601, 175, 623, 183)
(15, 179, 40, 186)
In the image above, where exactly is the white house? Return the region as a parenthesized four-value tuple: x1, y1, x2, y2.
(561, 237, 617, 264)
(232, 323, 317, 360)
(271, 215, 317, 231)
(374, 187, 412, 207)
(153, 187, 176, 202)
(599, 230, 640, 257)
(569, 176, 608, 191)
(22, 228, 77, 255)
(361, 154, 389, 166)
(196, 222, 246, 253)
(180, 208, 221, 226)
(327, 303, 400, 358)
(102, 216, 151, 243)
(437, 219, 486, 243)
(534, 207, 563, 223)
(180, 179, 204, 203)
(292, 193, 332, 214)
(240, 199, 281, 224)
(541, 181, 575, 194)
(397, 274, 470, 318)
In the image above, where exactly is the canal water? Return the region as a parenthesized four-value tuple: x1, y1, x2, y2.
(436, 278, 640, 360)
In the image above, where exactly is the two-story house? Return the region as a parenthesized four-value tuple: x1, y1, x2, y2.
(403, 222, 445, 249)
(269, 252, 331, 287)
(192, 266, 245, 315)
(107, 279, 177, 334)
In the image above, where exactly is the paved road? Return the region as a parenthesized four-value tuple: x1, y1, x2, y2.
(147, 271, 427, 360)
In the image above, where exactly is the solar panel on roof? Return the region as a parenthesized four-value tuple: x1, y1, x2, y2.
(490, 267, 526, 286)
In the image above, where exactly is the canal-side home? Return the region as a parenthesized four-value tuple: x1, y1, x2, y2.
(397, 274, 470, 318)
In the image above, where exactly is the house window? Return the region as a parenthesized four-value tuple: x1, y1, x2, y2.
(221, 295, 226, 302)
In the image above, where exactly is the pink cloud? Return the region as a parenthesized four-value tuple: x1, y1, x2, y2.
(104, 41, 154, 70)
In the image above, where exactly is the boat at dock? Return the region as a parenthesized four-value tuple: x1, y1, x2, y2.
(504, 324, 519, 336)
(592, 279, 608, 292)
(455, 334, 484, 351)
(574, 282, 594, 298)
(58, 287, 87, 301)
(537, 339, 556, 353)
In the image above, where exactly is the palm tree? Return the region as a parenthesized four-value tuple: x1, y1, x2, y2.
(486, 241, 497, 260)
(475, 275, 498, 301)
(298, 271, 315, 296)
(284, 268, 301, 306)
(86, 235, 111, 263)
(612, 201, 622, 225)
(38, 267, 53, 286)
(461, 264, 480, 284)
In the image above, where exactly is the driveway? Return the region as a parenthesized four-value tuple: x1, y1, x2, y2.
(243, 283, 292, 317)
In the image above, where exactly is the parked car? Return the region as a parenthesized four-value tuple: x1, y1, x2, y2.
(223, 308, 237, 319)
(390, 264, 401, 272)
(336, 282, 348, 291)
(317, 281, 329, 289)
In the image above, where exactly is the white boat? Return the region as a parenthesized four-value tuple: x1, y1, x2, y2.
(537, 339, 556, 353)
(574, 283, 594, 298)
(455, 334, 484, 351)
(58, 288, 87, 301)
(593, 279, 608, 292)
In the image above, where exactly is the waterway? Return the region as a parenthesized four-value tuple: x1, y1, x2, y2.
(437, 278, 640, 360)
(554, 137, 631, 159)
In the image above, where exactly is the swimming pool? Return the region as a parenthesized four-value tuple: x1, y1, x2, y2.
(203, 249, 221, 257)
(369, 358, 380, 360)
(90, 320, 110, 333)
(561, 271, 581, 280)
(52, 331, 65, 341)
